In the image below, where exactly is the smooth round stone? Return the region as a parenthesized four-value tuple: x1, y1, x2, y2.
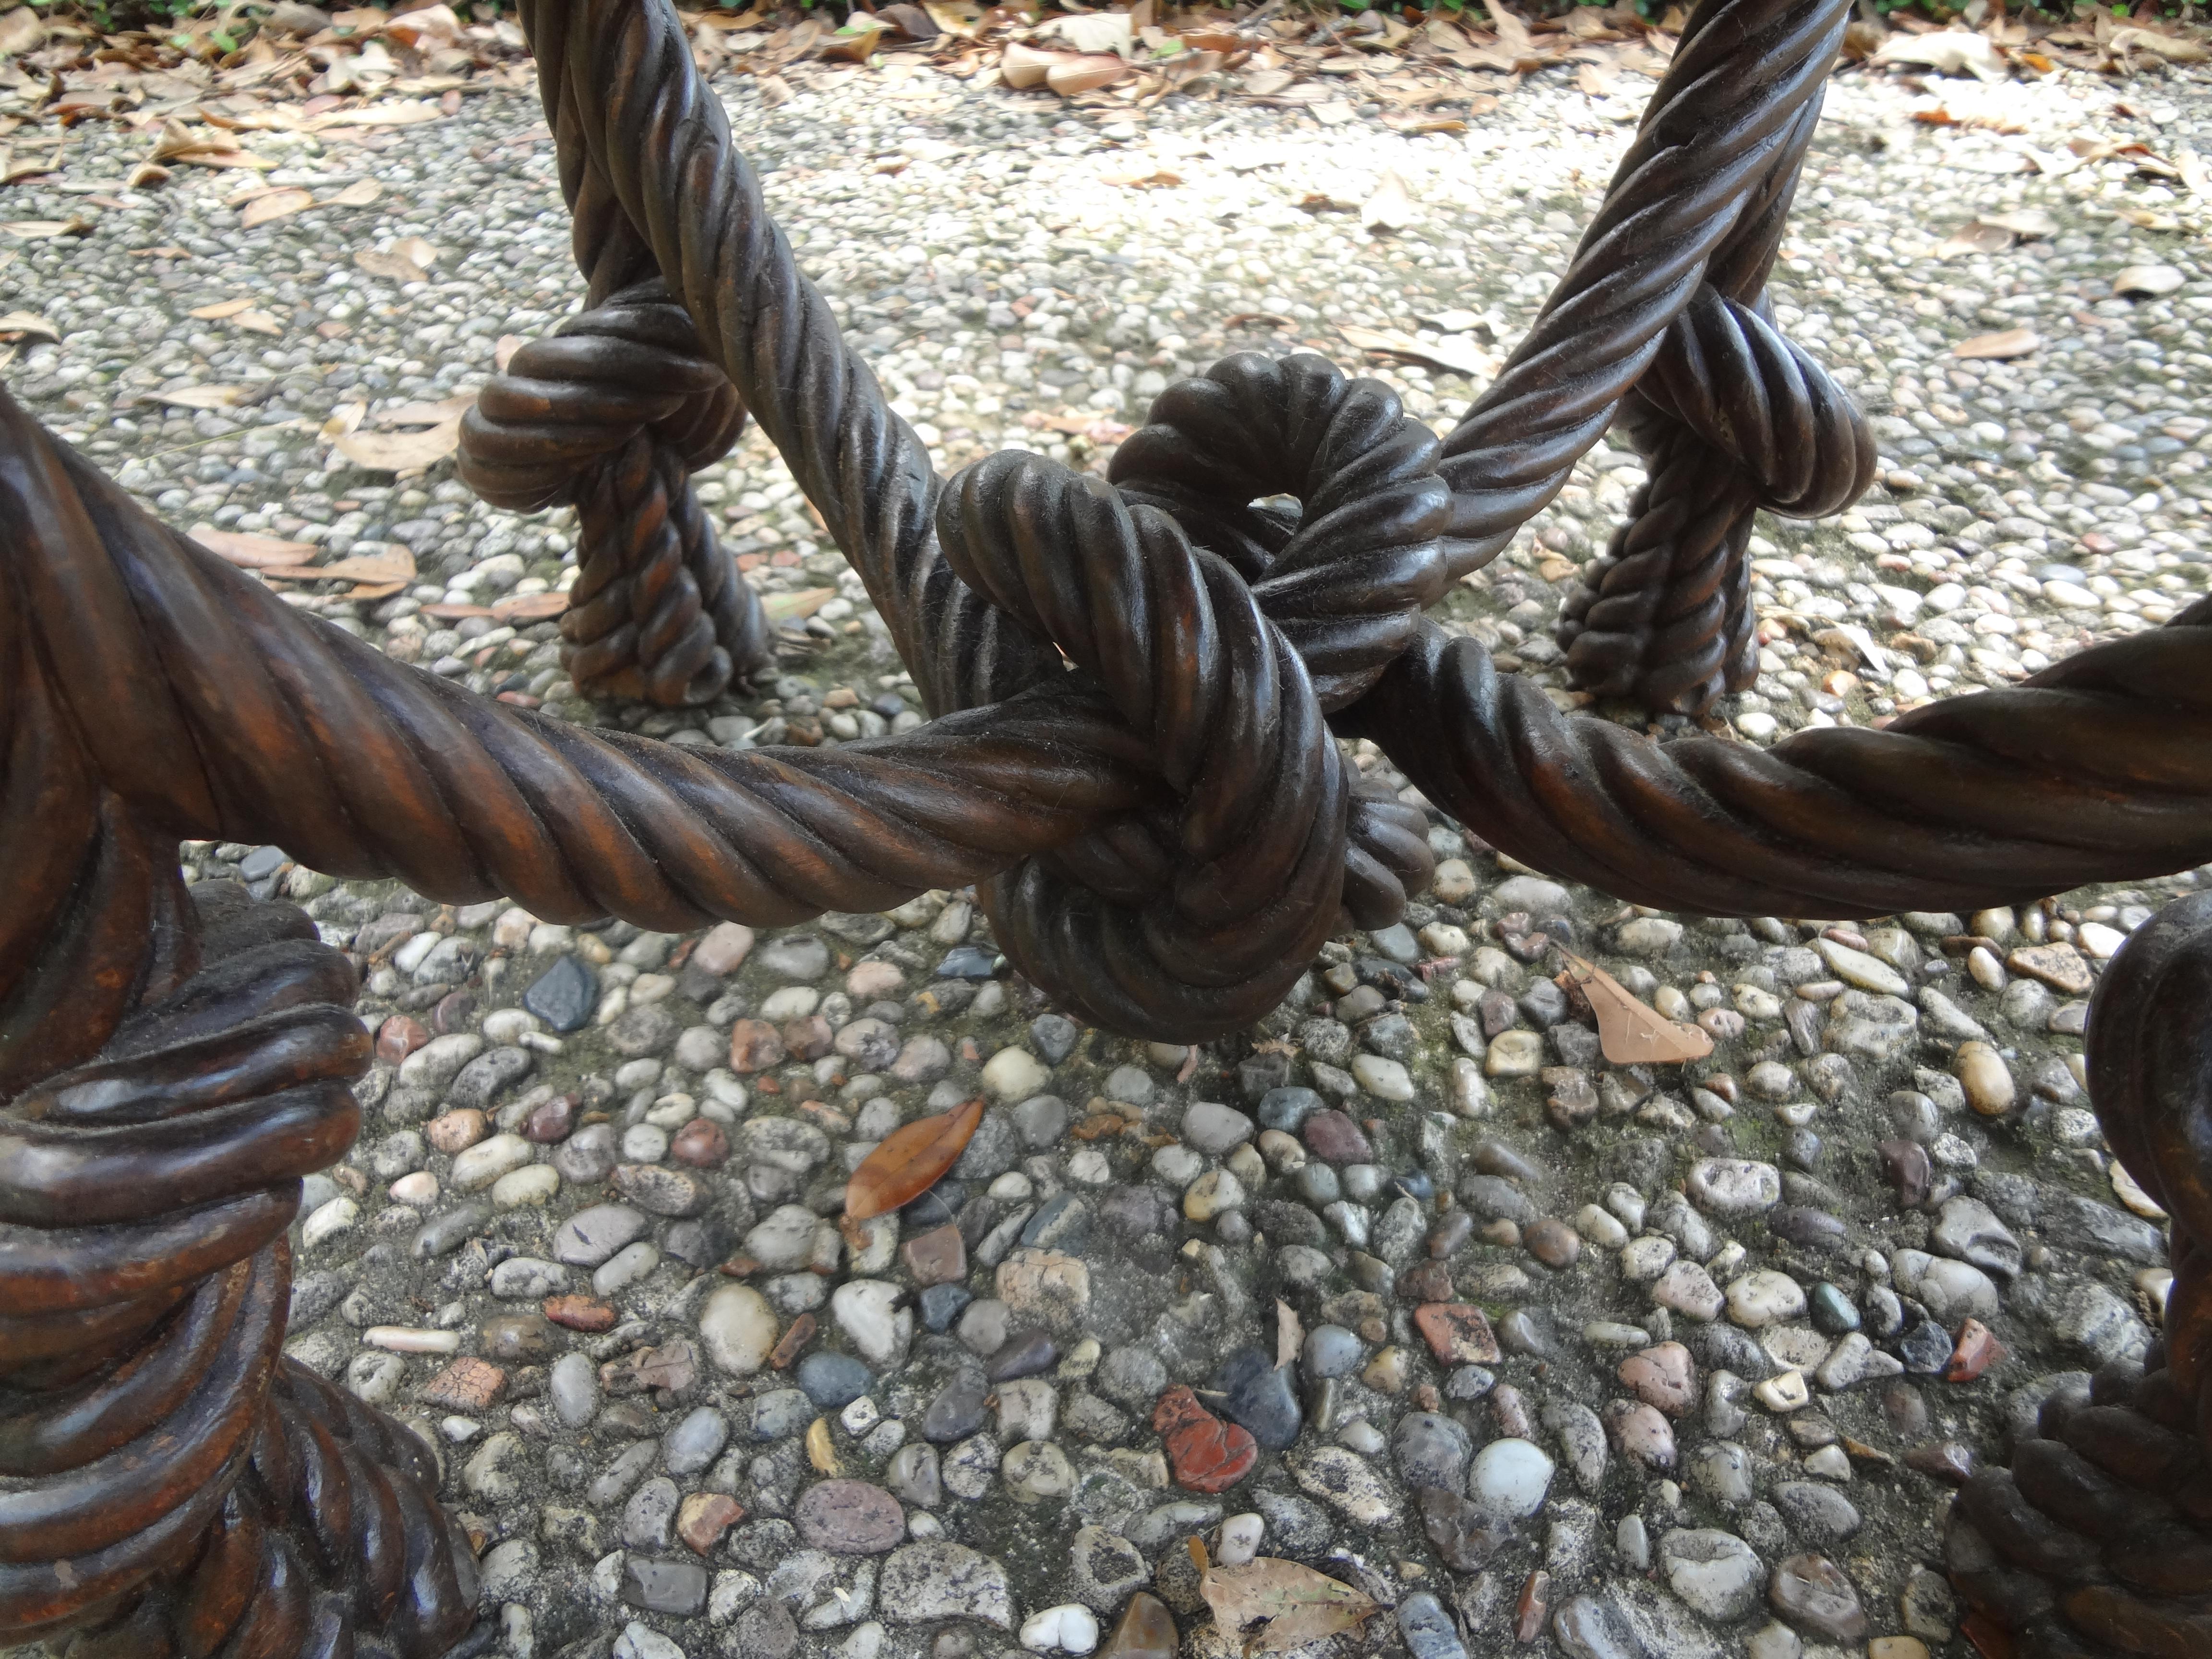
(1003, 1439, 1076, 1502)
(1302, 1325, 1362, 1379)
(490, 1163, 561, 1209)
(550, 1351, 598, 1428)
(1726, 1271, 1808, 1328)
(832, 1280, 911, 1366)
(1468, 1438, 1554, 1519)
(798, 1351, 874, 1409)
(554, 1203, 648, 1268)
(1392, 1412, 1470, 1490)
(1768, 1553, 1866, 1642)
(664, 1405, 730, 1475)
(795, 1479, 905, 1553)
(593, 1240, 660, 1296)
(983, 1047, 1052, 1102)
(390, 1171, 440, 1207)
(451, 1133, 532, 1192)
(553, 1122, 618, 1184)
(1021, 1603, 1101, 1655)
(1660, 1528, 1767, 1621)
(670, 1117, 730, 1167)
(622, 1123, 670, 1162)
(700, 1283, 778, 1375)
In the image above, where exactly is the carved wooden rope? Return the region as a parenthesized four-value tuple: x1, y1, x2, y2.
(0, 0, 2206, 1654)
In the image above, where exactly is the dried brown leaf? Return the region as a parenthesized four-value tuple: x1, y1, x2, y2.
(232, 308, 285, 336)
(190, 297, 256, 320)
(1556, 947, 1712, 1065)
(1338, 321, 1495, 381)
(844, 1096, 984, 1220)
(1275, 1299, 1302, 1371)
(999, 39, 1062, 87)
(1195, 1552, 1382, 1654)
(0, 8, 41, 56)
(0, 309, 55, 340)
(1981, 207, 2057, 237)
(309, 99, 444, 130)
(146, 384, 241, 410)
(189, 524, 318, 567)
(1935, 221, 2013, 259)
(1953, 326, 2039, 360)
(2, 218, 94, 239)
(2115, 264, 2185, 297)
(259, 546, 417, 586)
(326, 177, 383, 206)
(240, 187, 314, 228)
(333, 417, 460, 473)
(1360, 168, 1416, 232)
(493, 591, 569, 623)
(1046, 53, 1129, 94)
(762, 586, 839, 621)
(923, 0, 985, 36)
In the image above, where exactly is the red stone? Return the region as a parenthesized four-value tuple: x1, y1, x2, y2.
(431, 990, 475, 1034)
(670, 1118, 730, 1168)
(769, 1311, 816, 1370)
(419, 1357, 505, 1412)
(1396, 1262, 1455, 1303)
(1944, 1318, 2006, 1383)
(376, 1014, 429, 1065)
(781, 1015, 834, 1061)
(1904, 1441, 1977, 1486)
(1302, 1110, 1373, 1164)
(1414, 1303, 1501, 1365)
(1617, 1342, 1696, 1416)
(524, 1093, 579, 1143)
(678, 1492, 745, 1555)
(543, 1294, 616, 1332)
(1152, 1386, 1257, 1494)
(1515, 1571, 1549, 1644)
(728, 1018, 786, 1073)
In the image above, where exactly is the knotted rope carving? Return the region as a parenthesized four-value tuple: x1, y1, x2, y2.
(1941, 895, 2212, 1659)
(459, 279, 773, 705)
(6, 0, 2212, 1650)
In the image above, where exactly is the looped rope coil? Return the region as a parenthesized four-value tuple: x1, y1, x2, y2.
(1938, 894, 2212, 1659)
(459, 278, 773, 706)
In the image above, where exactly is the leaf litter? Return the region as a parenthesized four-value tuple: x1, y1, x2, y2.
(1189, 1537, 1382, 1656)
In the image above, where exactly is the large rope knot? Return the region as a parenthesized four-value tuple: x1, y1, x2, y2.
(931, 352, 1450, 1039)
(458, 278, 772, 707)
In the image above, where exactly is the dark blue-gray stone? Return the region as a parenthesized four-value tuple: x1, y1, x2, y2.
(1210, 1346, 1300, 1451)
(922, 1372, 989, 1443)
(985, 1328, 1057, 1382)
(1898, 1317, 1954, 1373)
(238, 844, 289, 882)
(1257, 1086, 1322, 1132)
(935, 946, 998, 980)
(919, 1283, 973, 1333)
(1392, 1411, 1471, 1491)
(448, 1045, 532, 1110)
(797, 1352, 874, 1410)
(1396, 1592, 1468, 1659)
(620, 1556, 708, 1616)
(409, 1202, 491, 1260)
(1029, 1013, 1080, 1064)
(749, 1388, 815, 1441)
(522, 954, 598, 1033)
(1809, 1282, 1861, 1334)
(1021, 1192, 1088, 1250)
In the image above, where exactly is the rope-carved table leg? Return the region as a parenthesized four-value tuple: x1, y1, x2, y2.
(1941, 895, 2212, 1659)
(1, 0, 2210, 1651)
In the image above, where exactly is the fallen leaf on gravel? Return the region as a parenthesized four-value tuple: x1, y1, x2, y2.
(2116, 207, 2183, 231)
(1041, 10, 1134, 56)
(190, 298, 256, 320)
(1873, 29, 2005, 80)
(819, 20, 884, 62)
(845, 1096, 984, 1221)
(1339, 322, 1496, 380)
(258, 547, 416, 588)
(326, 178, 383, 206)
(762, 586, 838, 620)
(1935, 221, 2013, 259)
(1240, 67, 1295, 94)
(125, 162, 170, 190)
(355, 237, 436, 280)
(189, 525, 317, 567)
(0, 310, 54, 340)
(241, 188, 314, 228)
(1275, 1299, 1303, 1370)
(1040, 53, 1125, 94)
(310, 100, 444, 130)
(1361, 168, 1416, 233)
(493, 591, 569, 623)
(2115, 264, 2185, 297)
(1981, 207, 2057, 237)
(2, 218, 93, 239)
(1421, 307, 1491, 336)
(1190, 1539, 1382, 1655)
(0, 7, 40, 55)
(2108, 26, 2209, 63)
(232, 309, 284, 336)
(149, 120, 272, 170)
(923, 0, 983, 36)
(1953, 326, 2040, 360)
(493, 333, 527, 371)
(332, 404, 464, 473)
(998, 40, 1060, 88)
(1556, 947, 1712, 1065)
(147, 384, 242, 410)
(1102, 167, 1182, 188)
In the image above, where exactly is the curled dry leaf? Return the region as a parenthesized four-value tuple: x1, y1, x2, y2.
(1872, 29, 2004, 80)
(1041, 10, 1134, 56)
(326, 178, 384, 207)
(1555, 946, 1713, 1065)
(2108, 25, 2210, 63)
(1338, 322, 1496, 381)
(1047, 53, 1130, 95)
(2, 218, 94, 239)
(0, 7, 43, 56)
(0, 309, 55, 341)
(999, 40, 1061, 87)
(1981, 207, 2057, 238)
(762, 586, 839, 621)
(189, 525, 318, 568)
(923, 0, 984, 37)
(1190, 1539, 1382, 1655)
(1360, 168, 1416, 233)
(1934, 221, 2013, 260)
(2114, 264, 2185, 297)
(820, 21, 885, 63)
(240, 188, 315, 228)
(844, 1096, 984, 1221)
(1953, 326, 2039, 361)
